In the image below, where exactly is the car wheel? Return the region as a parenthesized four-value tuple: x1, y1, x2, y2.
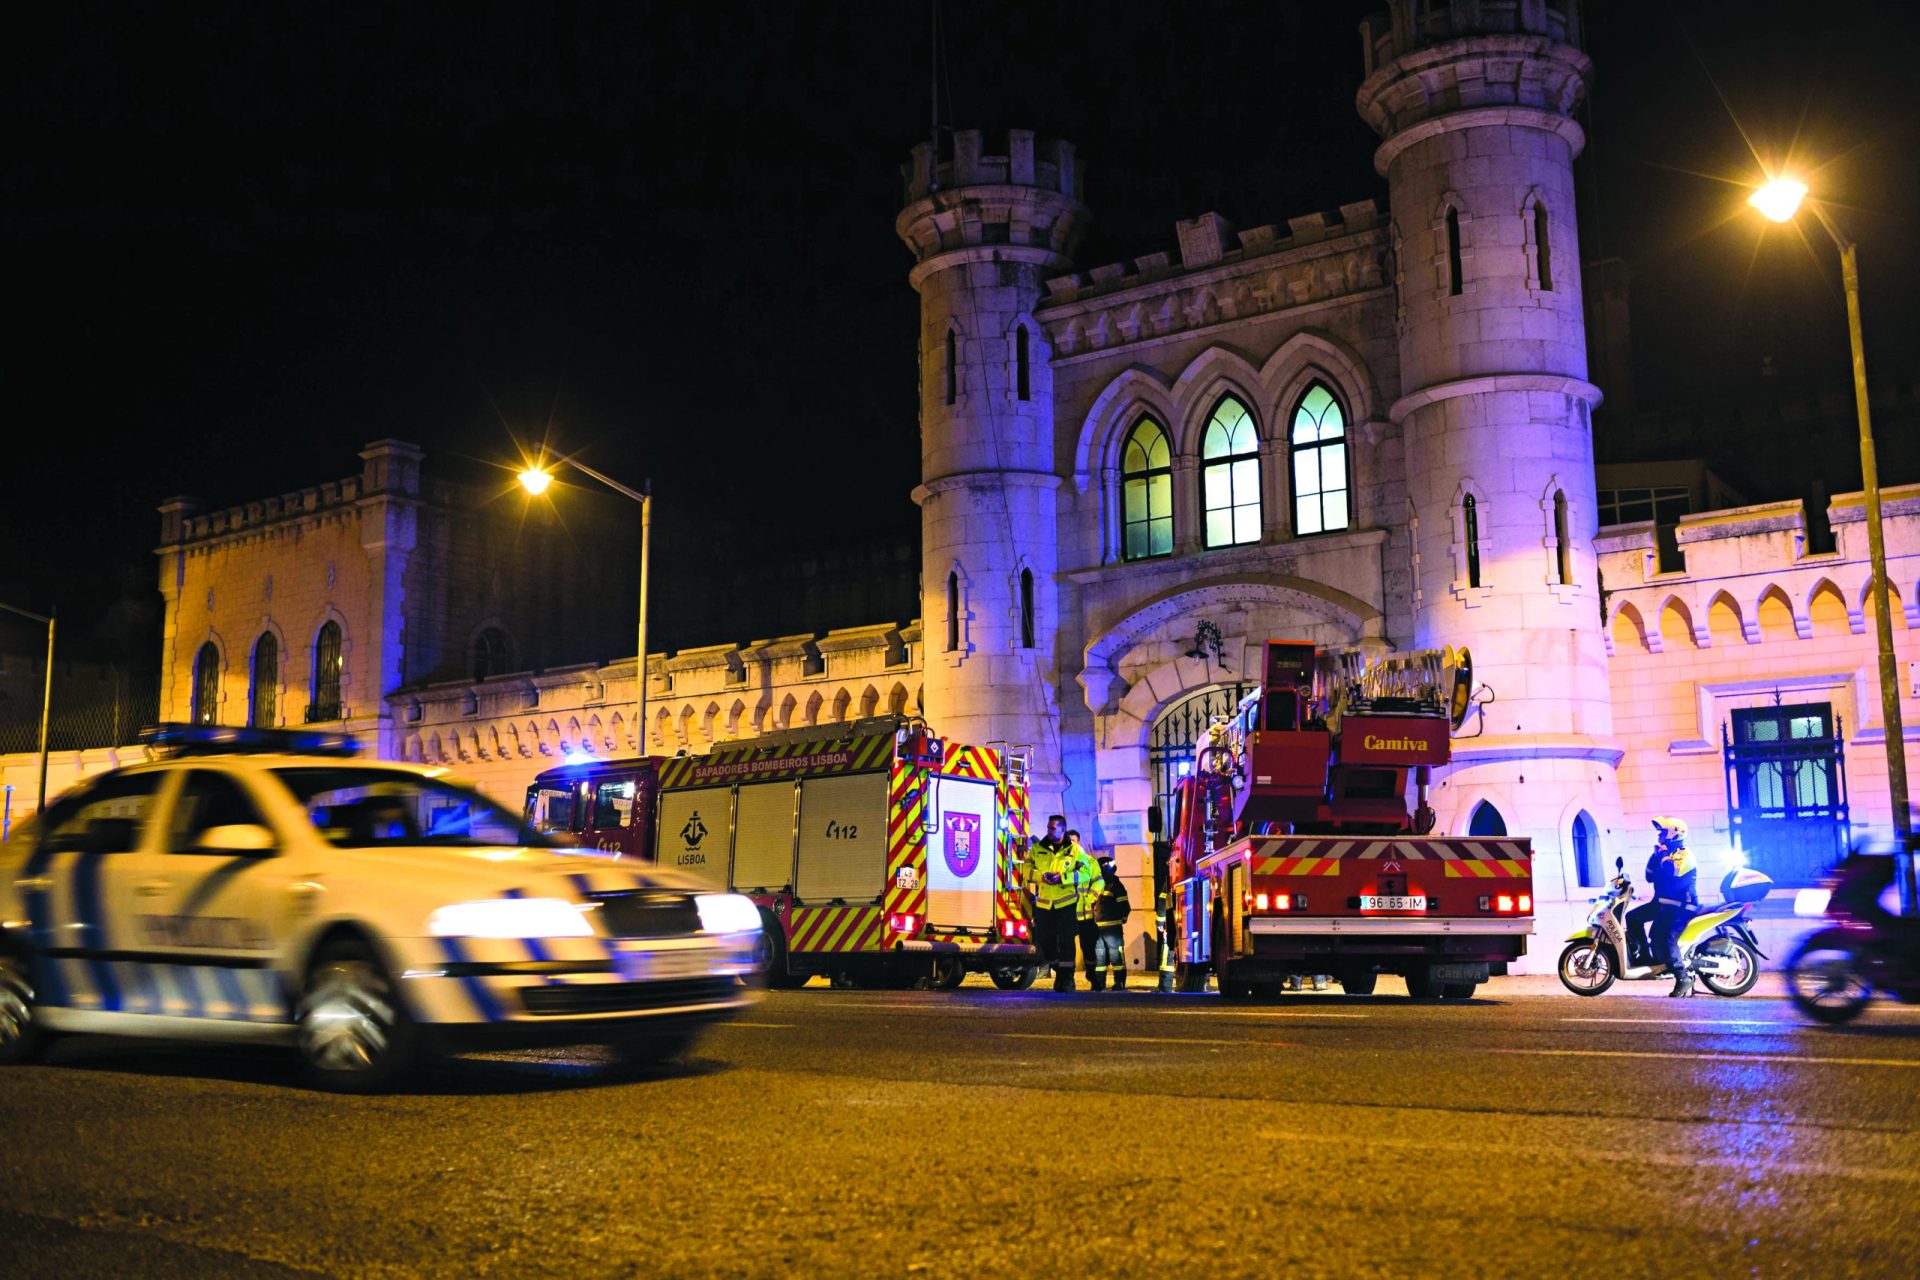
(1173, 962, 1210, 994)
(761, 917, 809, 990)
(1339, 970, 1378, 996)
(297, 942, 421, 1093)
(1440, 982, 1478, 999)
(1404, 969, 1442, 999)
(989, 965, 1037, 991)
(0, 952, 47, 1066)
(931, 957, 967, 990)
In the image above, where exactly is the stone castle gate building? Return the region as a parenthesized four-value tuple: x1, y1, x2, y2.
(9, 2, 1913, 957)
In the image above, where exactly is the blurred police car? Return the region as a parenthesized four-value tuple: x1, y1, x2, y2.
(0, 725, 761, 1090)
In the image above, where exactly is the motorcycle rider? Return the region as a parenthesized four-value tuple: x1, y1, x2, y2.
(1648, 817, 1701, 996)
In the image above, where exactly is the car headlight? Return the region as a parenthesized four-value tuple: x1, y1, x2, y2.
(695, 893, 763, 935)
(428, 897, 594, 939)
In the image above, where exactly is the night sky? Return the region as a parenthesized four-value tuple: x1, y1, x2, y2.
(5, 0, 1917, 645)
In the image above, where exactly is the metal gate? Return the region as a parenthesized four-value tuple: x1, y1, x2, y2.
(1149, 683, 1252, 820)
(1723, 702, 1850, 887)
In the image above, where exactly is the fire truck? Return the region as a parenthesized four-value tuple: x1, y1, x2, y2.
(524, 717, 1041, 989)
(1167, 640, 1533, 999)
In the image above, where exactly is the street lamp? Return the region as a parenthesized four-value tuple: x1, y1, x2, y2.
(1750, 175, 1913, 901)
(0, 601, 56, 814)
(517, 457, 652, 757)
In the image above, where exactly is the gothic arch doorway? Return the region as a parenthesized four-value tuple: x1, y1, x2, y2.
(1148, 682, 1253, 819)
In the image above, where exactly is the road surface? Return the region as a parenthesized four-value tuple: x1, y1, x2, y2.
(2, 979, 1917, 1277)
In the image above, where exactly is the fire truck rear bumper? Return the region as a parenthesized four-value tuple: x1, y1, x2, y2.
(1245, 916, 1529, 961)
(895, 940, 1039, 961)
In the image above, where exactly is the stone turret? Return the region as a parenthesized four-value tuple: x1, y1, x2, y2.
(897, 130, 1089, 813)
(1358, 1, 1620, 900)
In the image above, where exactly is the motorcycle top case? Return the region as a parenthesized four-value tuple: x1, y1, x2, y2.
(1720, 867, 1774, 904)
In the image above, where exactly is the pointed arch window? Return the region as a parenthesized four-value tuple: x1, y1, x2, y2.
(1015, 324, 1031, 401)
(945, 572, 960, 652)
(1445, 207, 1463, 296)
(1468, 800, 1507, 837)
(473, 627, 513, 681)
(1201, 395, 1261, 548)
(1533, 203, 1553, 291)
(1289, 383, 1349, 536)
(309, 621, 343, 722)
(944, 329, 958, 405)
(250, 633, 278, 728)
(192, 642, 220, 726)
(1121, 418, 1173, 560)
(1463, 494, 1483, 588)
(1553, 490, 1571, 585)
(1019, 568, 1035, 648)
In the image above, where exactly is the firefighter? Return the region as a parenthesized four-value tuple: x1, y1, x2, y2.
(1025, 816, 1086, 991)
(1065, 829, 1104, 989)
(1087, 854, 1132, 990)
(1648, 816, 1701, 996)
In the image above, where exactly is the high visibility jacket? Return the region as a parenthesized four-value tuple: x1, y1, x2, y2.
(1652, 843, 1697, 907)
(1025, 840, 1093, 911)
(1067, 842, 1105, 919)
(1093, 869, 1130, 927)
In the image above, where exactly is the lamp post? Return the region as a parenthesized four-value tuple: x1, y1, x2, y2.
(0, 601, 56, 813)
(1750, 177, 1913, 903)
(518, 459, 652, 756)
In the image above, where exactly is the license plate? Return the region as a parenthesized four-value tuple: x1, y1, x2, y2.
(614, 949, 714, 982)
(1359, 895, 1427, 911)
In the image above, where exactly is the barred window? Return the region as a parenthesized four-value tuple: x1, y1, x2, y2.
(1463, 494, 1483, 588)
(1121, 418, 1173, 560)
(250, 633, 278, 728)
(1201, 395, 1260, 548)
(192, 643, 220, 726)
(310, 621, 343, 722)
(1289, 383, 1349, 535)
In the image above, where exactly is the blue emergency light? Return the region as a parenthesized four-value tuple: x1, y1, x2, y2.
(141, 723, 363, 757)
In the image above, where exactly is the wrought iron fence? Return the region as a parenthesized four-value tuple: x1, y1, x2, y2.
(0, 675, 161, 754)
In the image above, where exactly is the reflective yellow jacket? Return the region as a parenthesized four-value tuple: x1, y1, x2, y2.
(1025, 839, 1102, 912)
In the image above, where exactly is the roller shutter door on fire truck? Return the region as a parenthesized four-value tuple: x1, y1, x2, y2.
(793, 772, 888, 903)
(928, 775, 997, 929)
(655, 786, 731, 889)
(730, 780, 797, 892)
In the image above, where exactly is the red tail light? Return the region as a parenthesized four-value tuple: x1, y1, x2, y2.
(999, 919, 1031, 940)
(1495, 895, 1515, 914)
(1517, 894, 1532, 913)
(1255, 892, 1270, 910)
(888, 913, 922, 936)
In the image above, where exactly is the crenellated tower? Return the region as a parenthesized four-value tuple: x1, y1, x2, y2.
(896, 130, 1089, 813)
(1358, 1, 1620, 902)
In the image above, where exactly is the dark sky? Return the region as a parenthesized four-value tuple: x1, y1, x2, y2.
(5, 0, 1917, 642)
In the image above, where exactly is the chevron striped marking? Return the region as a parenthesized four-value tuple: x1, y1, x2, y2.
(884, 764, 927, 919)
(941, 745, 1004, 785)
(787, 906, 884, 954)
(1250, 855, 1344, 877)
(655, 732, 895, 788)
(1441, 859, 1532, 879)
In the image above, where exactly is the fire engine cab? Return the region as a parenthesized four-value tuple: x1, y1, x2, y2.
(1168, 640, 1533, 999)
(526, 716, 1041, 990)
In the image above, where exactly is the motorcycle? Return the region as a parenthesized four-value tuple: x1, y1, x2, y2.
(1785, 851, 1920, 1025)
(1557, 857, 1769, 997)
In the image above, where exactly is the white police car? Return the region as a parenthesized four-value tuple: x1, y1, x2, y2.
(0, 725, 761, 1090)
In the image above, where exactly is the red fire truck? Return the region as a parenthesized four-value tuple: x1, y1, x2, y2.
(525, 717, 1041, 989)
(1167, 640, 1532, 999)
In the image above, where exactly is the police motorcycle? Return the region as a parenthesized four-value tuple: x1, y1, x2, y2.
(1557, 857, 1770, 997)
(1785, 849, 1920, 1024)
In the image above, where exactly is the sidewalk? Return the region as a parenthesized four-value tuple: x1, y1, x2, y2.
(1486, 971, 1789, 999)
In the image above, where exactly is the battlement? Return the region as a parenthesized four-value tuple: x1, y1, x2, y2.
(1040, 200, 1383, 307)
(1360, 0, 1583, 76)
(902, 128, 1082, 203)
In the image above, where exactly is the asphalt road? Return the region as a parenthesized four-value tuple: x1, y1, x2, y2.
(3, 978, 1919, 1279)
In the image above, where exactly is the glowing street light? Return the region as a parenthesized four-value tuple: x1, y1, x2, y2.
(1750, 174, 1913, 904)
(516, 454, 652, 754)
(1747, 177, 1808, 223)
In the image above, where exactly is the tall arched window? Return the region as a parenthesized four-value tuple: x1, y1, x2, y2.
(472, 627, 513, 680)
(192, 642, 220, 726)
(1463, 494, 1483, 588)
(310, 620, 343, 722)
(1019, 568, 1035, 648)
(1201, 395, 1261, 548)
(1468, 800, 1507, 837)
(945, 572, 960, 652)
(1572, 810, 1601, 886)
(1121, 418, 1173, 560)
(944, 329, 958, 405)
(1534, 203, 1553, 291)
(1445, 207, 1463, 295)
(1289, 383, 1349, 535)
(1553, 490, 1571, 585)
(1015, 324, 1031, 401)
(249, 633, 278, 728)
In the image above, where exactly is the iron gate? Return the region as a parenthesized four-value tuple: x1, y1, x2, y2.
(1149, 683, 1252, 820)
(1723, 702, 1850, 887)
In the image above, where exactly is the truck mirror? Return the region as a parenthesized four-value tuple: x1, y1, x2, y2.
(1615, 856, 1624, 872)
(1147, 804, 1163, 836)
